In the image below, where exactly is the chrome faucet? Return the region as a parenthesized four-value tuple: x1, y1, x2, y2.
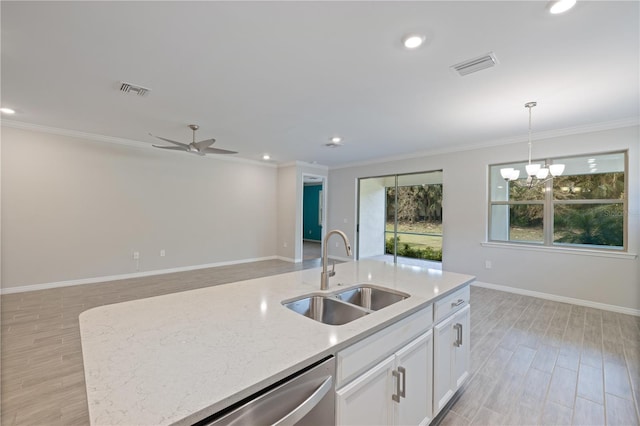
(321, 230, 352, 290)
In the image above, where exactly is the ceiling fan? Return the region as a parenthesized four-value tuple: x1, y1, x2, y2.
(150, 124, 238, 156)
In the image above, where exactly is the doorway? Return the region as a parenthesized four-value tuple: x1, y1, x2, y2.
(357, 171, 443, 267)
(302, 175, 325, 263)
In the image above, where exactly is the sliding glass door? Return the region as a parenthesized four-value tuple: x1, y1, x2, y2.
(358, 171, 443, 265)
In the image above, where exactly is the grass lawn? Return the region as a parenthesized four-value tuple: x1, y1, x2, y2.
(385, 221, 442, 250)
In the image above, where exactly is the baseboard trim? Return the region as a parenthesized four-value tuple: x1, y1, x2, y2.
(0, 256, 280, 295)
(472, 281, 640, 317)
(276, 256, 296, 263)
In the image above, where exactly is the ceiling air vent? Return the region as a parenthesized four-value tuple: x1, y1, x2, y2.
(119, 82, 151, 96)
(451, 52, 498, 76)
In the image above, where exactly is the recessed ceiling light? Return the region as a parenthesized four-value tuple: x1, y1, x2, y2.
(262, 154, 271, 160)
(0, 107, 16, 114)
(330, 136, 342, 144)
(402, 34, 425, 49)
(549, 0, 576, 14)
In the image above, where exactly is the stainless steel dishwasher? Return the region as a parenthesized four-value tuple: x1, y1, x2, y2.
(197, 356, 335, 426)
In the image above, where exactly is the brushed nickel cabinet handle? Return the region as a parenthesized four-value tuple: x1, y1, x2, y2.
(454, 323, 462, 347)
(398, 366, 406, 399)
(451, 299, 465, 307)
(392, 369, 401, 403)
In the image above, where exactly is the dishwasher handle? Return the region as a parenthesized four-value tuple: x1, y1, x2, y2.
(272, 376, 333, 426)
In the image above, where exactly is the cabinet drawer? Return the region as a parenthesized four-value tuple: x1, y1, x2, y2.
(336, 305, 433, 389)
(434, 285, 470, 324)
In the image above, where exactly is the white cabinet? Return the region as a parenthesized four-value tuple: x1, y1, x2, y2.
(395, 331, 433, 426)
(336, 355, 395, 425)
(433, 304, 470, 416)
(334, 283, 472, 425)
(336, 330, 433, 426)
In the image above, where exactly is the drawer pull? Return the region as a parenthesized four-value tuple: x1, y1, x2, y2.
(451, 299, 465, 307)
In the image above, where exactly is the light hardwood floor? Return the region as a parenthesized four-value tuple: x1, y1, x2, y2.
(1, 259, 639, 425)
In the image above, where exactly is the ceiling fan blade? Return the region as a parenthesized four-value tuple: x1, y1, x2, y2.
(194, 138, 216, 151)
(152, 145, 188, 151)
(202, 147, 238, 155)
(149, 133, 190, 148)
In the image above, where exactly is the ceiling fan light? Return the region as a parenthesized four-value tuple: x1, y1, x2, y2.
(526, 163, 541, 177)
(549, 163, 565, 176)
(549, 0, 577, 14)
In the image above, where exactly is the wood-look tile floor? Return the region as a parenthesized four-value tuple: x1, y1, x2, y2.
(1, 260, 639, 425)
(438, 287, 640, 426)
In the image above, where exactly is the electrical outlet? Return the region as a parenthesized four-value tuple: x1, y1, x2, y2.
(133, 251, 140, 260)
(485, 260, 492, 269)
(160, 249, 166, 257)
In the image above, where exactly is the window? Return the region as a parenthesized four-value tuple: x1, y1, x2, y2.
(489, 151, 626, 250)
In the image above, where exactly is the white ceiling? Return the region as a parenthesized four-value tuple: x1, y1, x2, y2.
(2, 1, 638, 167)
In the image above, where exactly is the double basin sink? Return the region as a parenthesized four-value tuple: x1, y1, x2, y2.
(282, 285, 410, 325)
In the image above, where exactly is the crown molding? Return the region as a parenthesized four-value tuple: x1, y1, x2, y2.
(277, 160, 329, 170)
(330, 117, 640, 170)
(0, 119, 278, 168)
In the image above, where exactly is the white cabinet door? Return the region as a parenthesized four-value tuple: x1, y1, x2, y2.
(453, 305, 470, 390)
(433, 312, 456, 416)
(433, 304, 471, 417)
(336, 355, 395, 426)
(394, 330, 433, 426)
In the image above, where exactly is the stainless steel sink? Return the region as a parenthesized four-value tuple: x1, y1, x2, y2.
(335, 285, 409, 311)
(283, 285, 410, 325)
(283, 295, 369, 326)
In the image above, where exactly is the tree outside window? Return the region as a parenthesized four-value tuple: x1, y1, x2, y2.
(489, 152, 626, 250)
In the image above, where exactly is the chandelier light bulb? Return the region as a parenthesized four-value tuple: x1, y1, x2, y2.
(526, 163, 541, 177)
(500, 168, 514, 180)
(536, 168, 550, 180)
(549, 164, 565, 176)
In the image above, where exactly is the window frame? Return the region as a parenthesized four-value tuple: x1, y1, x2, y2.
(488, 150, 628, 252)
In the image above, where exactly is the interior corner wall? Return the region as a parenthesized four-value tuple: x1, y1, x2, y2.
(328, 125, 640, 312)
(276, 165, 297, 261)
(1, 126, 278, 290)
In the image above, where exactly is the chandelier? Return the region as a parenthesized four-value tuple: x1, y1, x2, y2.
(500, 102, 565, 186)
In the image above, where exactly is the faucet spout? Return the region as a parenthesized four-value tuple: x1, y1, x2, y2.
(321, 229, 352, 290)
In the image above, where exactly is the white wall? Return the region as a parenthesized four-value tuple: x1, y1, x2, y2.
(328, 125, 640, 312)
(1, 126, 278, 290)
(276, 164, 297, 261)
(358, 177, 386, 258)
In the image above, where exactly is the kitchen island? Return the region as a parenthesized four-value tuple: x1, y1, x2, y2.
(79, 259, 474, 425)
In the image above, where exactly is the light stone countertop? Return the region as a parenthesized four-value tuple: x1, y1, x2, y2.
(79, 259, 475, 426)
